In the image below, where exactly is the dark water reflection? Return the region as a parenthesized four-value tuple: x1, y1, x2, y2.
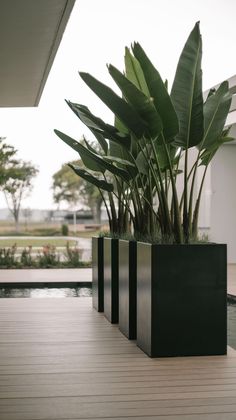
(0, 287, 92, 298)
(228, 303, 236, 350)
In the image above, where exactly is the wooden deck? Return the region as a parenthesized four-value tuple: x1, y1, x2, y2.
(1, 298, 236, 419)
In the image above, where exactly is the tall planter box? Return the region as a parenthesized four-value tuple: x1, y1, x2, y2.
(104, 237, 119, 323)
(137, 243, 227, 358)
(119, 240, 137, 339)
(92, 237, 104, 312)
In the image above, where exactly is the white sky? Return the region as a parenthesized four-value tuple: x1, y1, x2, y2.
(0, 0, 236, 210)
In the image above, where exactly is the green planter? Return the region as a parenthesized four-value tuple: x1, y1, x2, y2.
(118, 240, 137, 339)
(136, 242, 227, 357)
(104, 237, 119, 323)
(92, 237, 104, 312)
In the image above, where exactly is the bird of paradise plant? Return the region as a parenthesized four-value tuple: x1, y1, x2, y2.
(55, 22, 233, 243)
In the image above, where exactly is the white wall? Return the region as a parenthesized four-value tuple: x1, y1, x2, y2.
(210, 144, 236, 263)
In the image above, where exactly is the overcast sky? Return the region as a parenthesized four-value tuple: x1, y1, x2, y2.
(1, 0, 236, 210)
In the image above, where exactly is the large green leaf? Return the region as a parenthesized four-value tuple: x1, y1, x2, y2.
(104, 154, 138, 178)
(114, 116, 129, 135)
(66, 101, 130, 150)
(153, 142, 178, 171)
(171, 22, 203, 148)
(54, 130, 131, 182)
(200, 133, 235, 166)
(89, 131, 108, 154)
(132, 42, 179, 141)
(108, 140, 122, 157)
(55, 130, 103, 173)
(108, 64, 163, 139)
(116, 49, 148, 135)
(130, 134, 139, 159)
(103, 155, 135, 167)
(135, 142, 176, 175)
(82, 137, 98, 154)
(108, 119, 129, 167)
(69, 164, 113, 192)
(67, 101, 113, 133)
(79, 72, 148, 138)
(108, 142, 138, 179)
(135, 150, 149, 175)
(201, 82, 232, 150)
(125, 47, 149, 95)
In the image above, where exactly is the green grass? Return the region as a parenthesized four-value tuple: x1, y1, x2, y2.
(0, 239, 77, 248)
(75, 230, 98, 238)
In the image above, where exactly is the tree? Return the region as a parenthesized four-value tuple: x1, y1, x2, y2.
(52, 160, 81, 208)
(79, 178, 103, 224)
(52, 160, 103, 223)
(3, 160, 38, 231)
(0, 137, 17, 186)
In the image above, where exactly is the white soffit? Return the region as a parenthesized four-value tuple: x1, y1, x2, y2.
(0, 0, 75, 107)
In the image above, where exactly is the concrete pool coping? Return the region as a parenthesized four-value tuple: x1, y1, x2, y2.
(0, 268, 92, 283)
(0, 265, 236, 297)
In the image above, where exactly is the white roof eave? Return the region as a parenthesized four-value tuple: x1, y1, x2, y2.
(0, 0, 75, 107)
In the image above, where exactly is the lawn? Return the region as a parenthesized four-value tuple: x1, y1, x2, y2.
(0, 221, 101, 239)
(74, 230, 99, 238)
(0, 238, 77, 248)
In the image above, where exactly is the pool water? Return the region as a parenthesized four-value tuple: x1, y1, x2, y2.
(0, 286, 92, 298)
(228, 303, 236, 350)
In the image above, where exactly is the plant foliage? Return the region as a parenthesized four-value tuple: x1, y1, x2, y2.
(55, 22, 233, 243)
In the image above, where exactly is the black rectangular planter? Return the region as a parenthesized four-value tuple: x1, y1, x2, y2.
(119, 240, 137, 339)
(137, 243, 227, 357)
(104, 238, 119, 323)
(92, 237, 104, 312)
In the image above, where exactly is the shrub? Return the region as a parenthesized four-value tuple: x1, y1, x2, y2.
(61, 224, 69, 236)
(37, 244, 59, 267)
(0, 244, 17, 267)
(20, 246, 33, 267)
(64, 241, 81, 267)
(0, 243, 91, 268)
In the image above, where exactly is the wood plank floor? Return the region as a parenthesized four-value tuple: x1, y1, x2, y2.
(1, 298, 236, 420)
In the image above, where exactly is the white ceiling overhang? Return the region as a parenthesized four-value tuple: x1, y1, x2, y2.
(0, 0, 75, 107)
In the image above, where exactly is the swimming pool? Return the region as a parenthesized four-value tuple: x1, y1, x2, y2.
(0, 285, 92, 298)
(228, 302, 236, 350)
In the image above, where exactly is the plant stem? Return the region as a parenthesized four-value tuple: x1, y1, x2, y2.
(137, 139, 166, 233)
(149, 137, 173, 236)
(183, 148, 189, 241)
(188, 149, 201, 237)
(160, 135, 183, 243)
(99, 188, 112, 229)
(192, 164, 209, 239)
